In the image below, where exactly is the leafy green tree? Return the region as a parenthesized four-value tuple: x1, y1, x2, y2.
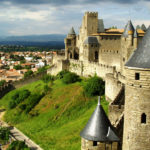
(24, 70, 33, 78)
(0, 127, 10, 144)
(42, 74, 54, 83)
(83, 76, 105, 97)
(7, 141, 31, 150)
(62, 72, 80, 84)
(14, 65, 22, 70)
(0, 80, 6, 86)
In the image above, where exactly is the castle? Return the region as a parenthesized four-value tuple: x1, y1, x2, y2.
(48, 11, 150, 150)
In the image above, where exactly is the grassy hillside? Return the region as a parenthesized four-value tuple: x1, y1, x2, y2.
(0, 78, 108, 150)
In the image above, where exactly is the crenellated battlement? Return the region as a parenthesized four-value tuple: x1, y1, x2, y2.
(85, 11, 98, 17)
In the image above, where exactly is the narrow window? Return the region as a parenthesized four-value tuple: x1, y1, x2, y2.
(135, 73, 140, 80)
(93, 141, 97, 146)
(141, 113, 146, 124)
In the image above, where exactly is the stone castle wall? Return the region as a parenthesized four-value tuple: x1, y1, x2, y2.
(81, 138, 118, 150)
(105, 73, 123, 102)
(69, 59, 115, 79)
(123, 68, 150, 150)
(98, 36, 121, 71)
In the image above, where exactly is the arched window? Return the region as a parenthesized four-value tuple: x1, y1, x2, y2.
(141, 113, 146, 124)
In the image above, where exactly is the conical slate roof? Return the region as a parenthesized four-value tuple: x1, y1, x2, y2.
(125, 27, 150, 69)
(68, 27, 76, 35)
(123, 20, 134, 38)
(84, 36, 98, 44)
(141, 24, 147, 32)
(80, 97, 120, 142)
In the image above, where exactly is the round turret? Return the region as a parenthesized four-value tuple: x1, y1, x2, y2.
(123, 27, 150, 150)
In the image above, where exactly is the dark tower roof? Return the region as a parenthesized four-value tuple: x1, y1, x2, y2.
(68, 27, 76, 35)
(122, 20, 134, 38)
(98, 19, 105, 33)
(80, 97, 120, 142)
(141, 24, 147, 32)
(125, 27, 150, 69)
(84, 36, 98, 44)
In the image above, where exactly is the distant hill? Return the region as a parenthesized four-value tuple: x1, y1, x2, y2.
(0, 34, 66, 48)
(0, 34, 66, 42)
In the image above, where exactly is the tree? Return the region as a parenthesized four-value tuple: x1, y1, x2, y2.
(24, 70, 33, 78)
(14, 65, 22, 70)
(83, 76, 105, 97)
(62, 72, 80, 84)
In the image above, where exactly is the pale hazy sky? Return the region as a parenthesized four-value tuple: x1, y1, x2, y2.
(0, 0, 150, 36)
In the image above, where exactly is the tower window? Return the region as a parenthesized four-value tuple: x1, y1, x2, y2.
(141, 113, 146, 124)
(93, 141, 97, 146)
(135, 73, 140, 80)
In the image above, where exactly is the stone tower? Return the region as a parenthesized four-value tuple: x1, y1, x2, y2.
(123, 27, 150, 150)
(120, 20, 136, 75)
(83, 36, 99, 62)
(80, 97, 120, 150)
(64, 27, 78, 59)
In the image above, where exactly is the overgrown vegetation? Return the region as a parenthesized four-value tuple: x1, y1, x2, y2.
(24, 70, 33, 78)
(62, 72, 80, 84)
(0, 80, 6, 86)
(0, 127, 10, 145)
(9, 89, 30, 109)
(7, 141, 31, 150)
(83, 75, 105, 97)
(0, 75, 108, 150)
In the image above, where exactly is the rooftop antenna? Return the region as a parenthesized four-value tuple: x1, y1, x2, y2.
(98, 96, 101, 106)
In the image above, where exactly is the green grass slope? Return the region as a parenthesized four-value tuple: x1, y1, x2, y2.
(0, 79, 108, 150)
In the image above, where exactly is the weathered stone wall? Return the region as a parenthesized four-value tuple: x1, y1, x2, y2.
(81, 138, 118, 150)
(69, 59, 115, 79)
(123, 68, 150, 150)
(109, 105, 124, 124)
(98, 36, 121, 71)
(105, 73, 123, 102)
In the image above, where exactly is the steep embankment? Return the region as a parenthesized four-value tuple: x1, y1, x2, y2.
(0, 79, 108, 150)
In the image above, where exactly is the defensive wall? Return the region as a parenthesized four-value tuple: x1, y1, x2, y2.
(69, 59, 116, 79)
(0, 71, 47, 99)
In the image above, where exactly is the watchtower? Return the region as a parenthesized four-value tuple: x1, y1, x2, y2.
(123, 27, 150, 150)
(80, 97, 120, 150)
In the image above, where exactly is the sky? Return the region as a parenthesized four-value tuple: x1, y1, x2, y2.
(0, 0, 150, 36)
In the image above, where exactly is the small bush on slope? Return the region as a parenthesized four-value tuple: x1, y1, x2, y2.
(62, 72, 81, 84)
(83, 76, 105, 97)
(7, 141, 30, 150)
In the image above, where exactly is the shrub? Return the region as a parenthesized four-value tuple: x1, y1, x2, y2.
(83, 76, 105, 97)
(57, 70, 70, 79)
(42, 74, 54, 83)
(9, 90, 30, 109)
(0, 80, 6, 86)
(0, 127, 10, 144)
(44, 85, 51, 94)
(7, 141, 30, 150)
(24, 70, 33, 78)
(37, 66, 47, 73)
(14, 65, 22, 70)
(25, 94, 44, 113)
(62, 72, 80, 84)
